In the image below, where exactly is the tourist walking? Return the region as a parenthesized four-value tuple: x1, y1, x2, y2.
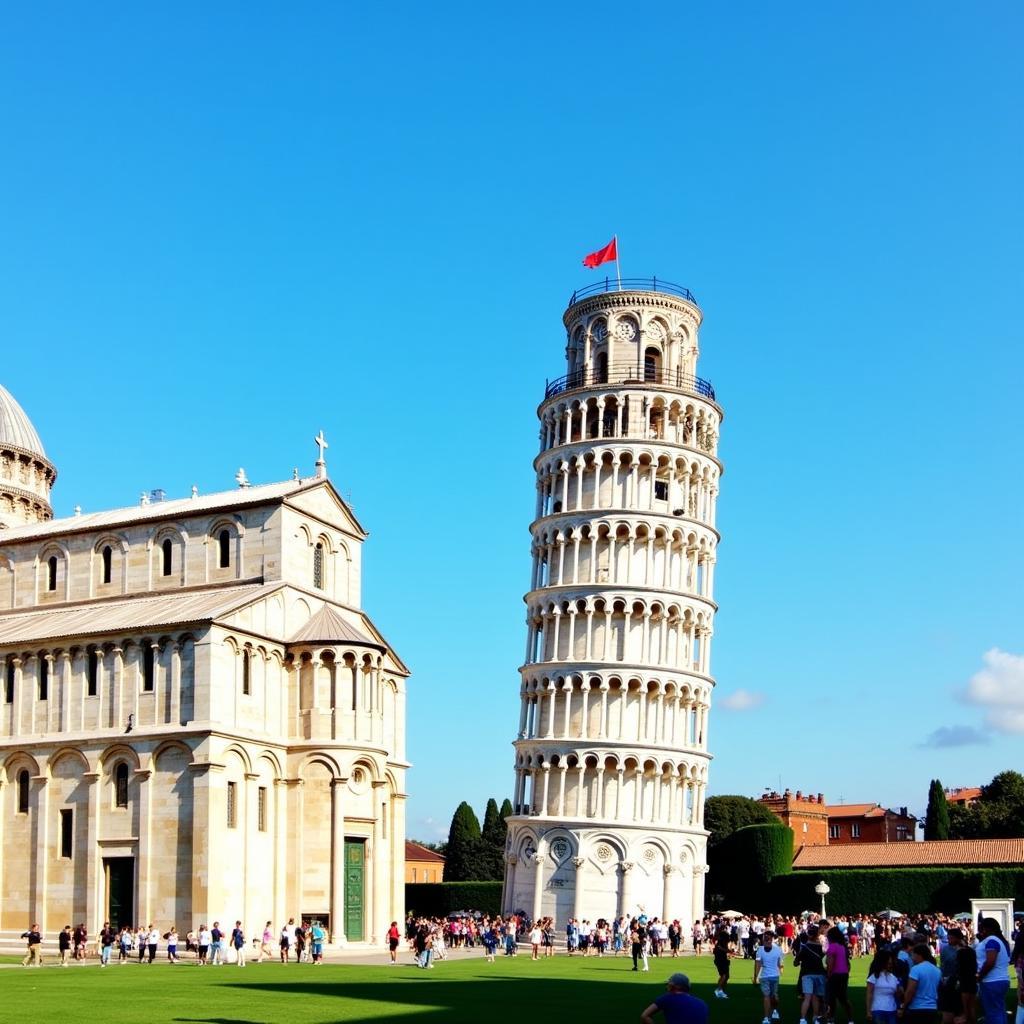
(387, 921, 401, 964)
(795, 923, 827, 1023)
(713, 928, 732, 998)
(280, 919, 292, 962)
(59, 924, 72, 966)
(310, 921, 325, 964)
(259, 921, 273, 963)
(21, 923, 43, 967)
(231, 921, 246, 966)
(99, 921, 115, 966)
(167, 927, 179, 964)
(826, 925, 854, 1024)
(147, 924, 160, 963)
(755, 929, 785, 1024)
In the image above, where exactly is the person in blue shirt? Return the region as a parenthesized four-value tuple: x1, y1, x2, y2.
(974, 918, 1012, 1024)
(640, 972, 709, 1024)
(900, 944, 942, 1024)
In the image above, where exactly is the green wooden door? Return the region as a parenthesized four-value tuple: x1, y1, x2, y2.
(106, 858, 134, 928)
(344, 840, 365, 941)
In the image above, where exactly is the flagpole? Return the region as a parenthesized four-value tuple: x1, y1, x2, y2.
(615, 234, 622, 290)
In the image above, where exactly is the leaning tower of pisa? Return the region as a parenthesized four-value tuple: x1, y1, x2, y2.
(503, 279, 723, 929)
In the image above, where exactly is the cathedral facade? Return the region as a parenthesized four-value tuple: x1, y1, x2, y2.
(0, 385, 409, 945)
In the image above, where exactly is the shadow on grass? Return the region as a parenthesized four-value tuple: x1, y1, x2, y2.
(204, 975, 753, 1024)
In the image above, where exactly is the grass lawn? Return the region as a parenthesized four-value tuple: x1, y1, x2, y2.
(2, 952, 1017, 1024)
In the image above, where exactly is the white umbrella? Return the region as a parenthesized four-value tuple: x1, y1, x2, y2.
(876, 909, 904, 919)
(719, 910, 744, 919)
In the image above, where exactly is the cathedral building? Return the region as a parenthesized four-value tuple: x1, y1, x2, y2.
(0, 384, 409, 945)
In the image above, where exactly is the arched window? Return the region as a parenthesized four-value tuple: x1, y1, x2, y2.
(5, 660, 14, 704)
(595, 351, 608, 384)
(39, 657, 48, 701)
(47, 555, 58, 591)
(142, 645, 155, 692)
(115, 763, 129, 808)
(313, 543, 324, 590)
(87, 648, 99, 697)
(17, 769, 29, 813)
(242, 649, 251, 695)
(644, 347, 661, 382)
(161, 539, 173, 577)
(102, 546, 113, 585)
(218, 529, 231, 569)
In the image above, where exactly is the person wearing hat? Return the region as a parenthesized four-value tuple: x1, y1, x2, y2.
(640, 972, 709, 1024)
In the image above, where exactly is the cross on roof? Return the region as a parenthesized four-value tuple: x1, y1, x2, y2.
(315, 430, 329, 462)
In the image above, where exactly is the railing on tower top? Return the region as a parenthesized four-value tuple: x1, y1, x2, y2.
(567, 277, 697, 306)
(544, 362, 716, 401)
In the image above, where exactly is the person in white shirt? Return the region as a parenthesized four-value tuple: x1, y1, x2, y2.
(530, 925, 543, 960)
(754, 930, 785, 1024)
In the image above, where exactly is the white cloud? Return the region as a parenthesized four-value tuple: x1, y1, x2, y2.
(963, 648, 1024, 735)
(719, 689, 765, 711)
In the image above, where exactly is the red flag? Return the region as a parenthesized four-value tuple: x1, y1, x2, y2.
(582, 237, 617, 268)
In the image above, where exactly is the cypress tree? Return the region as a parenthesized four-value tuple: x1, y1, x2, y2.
(480, 798, 505, 880)
(924, 779, 950, 840)
(443, 801, 483, 881)
(499, 797, 514, 821)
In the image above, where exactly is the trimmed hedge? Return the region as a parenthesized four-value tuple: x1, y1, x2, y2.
(708, 824, 793, 908)
(762, 868, 1024, 916)
(405, 881, 503, 918)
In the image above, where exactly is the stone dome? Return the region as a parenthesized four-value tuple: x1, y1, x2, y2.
(0, 384, 56, 528)
(0, 383, 47, 457)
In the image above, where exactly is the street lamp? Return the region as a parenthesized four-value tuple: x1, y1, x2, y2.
(814, 880, 830, 919)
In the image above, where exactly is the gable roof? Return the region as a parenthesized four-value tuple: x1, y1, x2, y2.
(0, 475, 366, 544)
(0, 582, 269, 646)
(289, 604, 381, 648)
(405, 841, 445, 864)
(793, 838, 1024, 869)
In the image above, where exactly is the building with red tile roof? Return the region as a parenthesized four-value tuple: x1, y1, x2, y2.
(405, 841, 445, 883)
(793, 838, 1024, 869)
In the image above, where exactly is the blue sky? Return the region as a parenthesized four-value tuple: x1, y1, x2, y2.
(2, 3, 1022, 841)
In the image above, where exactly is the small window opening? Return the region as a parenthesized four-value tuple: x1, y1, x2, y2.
(313, 543, 324, 590)
(18, 769, 30, 813)
(218, 529, 230, 569)
(115, 763, 129, 808)
(102, 546, 113, 585)
(654, 480, 669, 501)
(142, 645, 155, 692)
(60, 808, 73, 858)
(47, 556, 58, 591)
(5, 661, 14, 704)
(258, 786, 267, 832)
(39, 657, 48, 701)
(242, 650, 251, 695)
(161, 538, 173, 577)
(227, 781, 237, 828)
(87, 648, 99, 697)
(644, 347, 660, 382)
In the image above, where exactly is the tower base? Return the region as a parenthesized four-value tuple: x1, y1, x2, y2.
(503, 819, 707, 927)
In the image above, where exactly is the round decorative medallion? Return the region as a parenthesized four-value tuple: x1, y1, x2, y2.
(595, 843, 613, 862)
(592, 321, 608, 342)
(551, 838, 569, 861)
(646, 321, 666, 343)
(615, 320, 637, 342)
(643, 848, 657, 863)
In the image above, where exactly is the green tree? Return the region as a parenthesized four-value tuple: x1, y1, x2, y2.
(443, 801, 483, 881)
(499, 797, 514, 821)
(480, 797, 507, 881)
(949, 770, 1024, 839)
(703, 795, 778, 847)
(924, 779, 951, 840)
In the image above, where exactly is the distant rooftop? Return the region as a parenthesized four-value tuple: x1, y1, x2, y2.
(794, 838, 1024, 869)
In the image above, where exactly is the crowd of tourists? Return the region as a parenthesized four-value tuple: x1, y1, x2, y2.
(19, 917, 329, 967)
